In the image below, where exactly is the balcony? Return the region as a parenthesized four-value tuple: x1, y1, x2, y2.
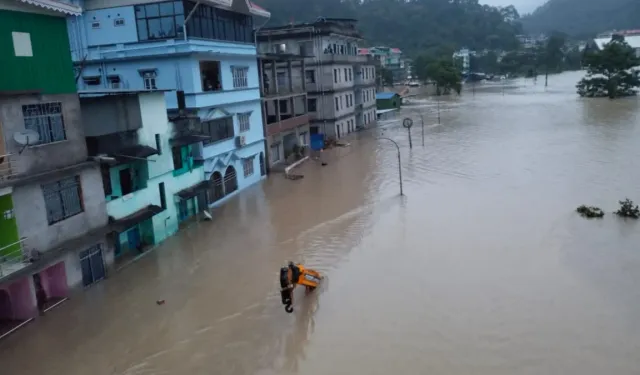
(0, 238, 29, 279)
(261, 84, 306, 98)
(107, 185, 161, 220)
(266, 114, 310, 137)
(305, 54, 369, 65)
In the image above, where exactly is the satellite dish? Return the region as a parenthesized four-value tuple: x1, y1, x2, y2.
(14, 130, 40, 155)
(14, 130, 40, 146)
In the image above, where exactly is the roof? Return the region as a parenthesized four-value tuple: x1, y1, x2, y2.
(376, 92, 399, 100)
(15, 0, 82, 16)
(376, 108, 398, 115)
(390, 48, 402, 54)
(594, 35, 640, 50)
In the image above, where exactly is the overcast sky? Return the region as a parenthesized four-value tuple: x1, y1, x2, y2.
(480, 0, 544, 14)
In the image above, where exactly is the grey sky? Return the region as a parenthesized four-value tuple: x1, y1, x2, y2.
(479, 0, 545, 14)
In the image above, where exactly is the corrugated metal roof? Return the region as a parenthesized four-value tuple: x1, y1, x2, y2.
(376, 92, 397, 100)
(15, 0, 82, 16)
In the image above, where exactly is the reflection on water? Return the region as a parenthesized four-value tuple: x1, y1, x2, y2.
(2, 71, 640, 375)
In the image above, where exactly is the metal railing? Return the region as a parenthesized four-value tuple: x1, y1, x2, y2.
(0, 238, 29, 277)
(261, 84, 305, 96)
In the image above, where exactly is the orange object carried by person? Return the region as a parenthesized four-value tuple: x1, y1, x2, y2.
(279, 262, 322, 313)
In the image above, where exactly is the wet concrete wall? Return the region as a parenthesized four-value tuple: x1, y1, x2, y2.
(0, 93, 88, 176)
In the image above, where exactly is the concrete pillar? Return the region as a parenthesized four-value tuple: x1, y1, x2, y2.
(271, 59, 277, 95)
(275, 98, 281, 122)
(301, 59, 307, 91)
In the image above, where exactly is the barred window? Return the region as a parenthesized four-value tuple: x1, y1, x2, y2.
(238, 112, 251, 132)
(231, 66, 248, 88)
(243, 157, 254, 177)
(22, 102, 67, 145)
(201, 117, 234, 144)
(42, 176, 83, 225)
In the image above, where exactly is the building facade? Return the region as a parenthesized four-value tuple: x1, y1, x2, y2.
(359, 46, 405, 83)
(258, 52, 310, 169)
(66, 0, 269, 208)
(0, 0, 110, 338)
(258, 18, 377, 140)
(80, 90, 209, 266)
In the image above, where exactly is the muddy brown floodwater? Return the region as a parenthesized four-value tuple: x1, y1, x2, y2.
(3, 71, 640, 375)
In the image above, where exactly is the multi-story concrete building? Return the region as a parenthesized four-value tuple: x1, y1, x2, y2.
(359, 46, 405, 83)
(0, 0, 110, 338)
(79, 90, 209, 266)
(257, 18, 377, 140)
(66, 0, 269, 208)
(257, 51, 310, 169)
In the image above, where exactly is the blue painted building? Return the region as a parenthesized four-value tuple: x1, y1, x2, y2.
(67, 0, 270, 208)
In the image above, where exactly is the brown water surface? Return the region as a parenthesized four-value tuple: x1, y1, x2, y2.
(2, 71, 640, 375)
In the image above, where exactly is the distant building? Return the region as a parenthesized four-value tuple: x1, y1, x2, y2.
(517, 34, 548, 49)
(593, 33, 640, 58)
(359, 46, 406, 83)
(453, 48, 475, 73)
(258, 18, 377, 140)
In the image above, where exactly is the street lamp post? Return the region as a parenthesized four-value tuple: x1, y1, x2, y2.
(377, 137, 404, 196)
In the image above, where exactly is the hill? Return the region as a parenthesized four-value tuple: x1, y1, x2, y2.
(521, 0, 640, 37)
(252, 0, 522, 57)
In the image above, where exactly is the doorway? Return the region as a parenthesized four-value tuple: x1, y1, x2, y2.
(80, 245, 106, 287)
(32, 274, 46, 312)
(119, 168, 133, 195)
(259, 152, 266, 176)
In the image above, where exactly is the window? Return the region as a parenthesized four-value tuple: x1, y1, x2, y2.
(335, 97, 339, 111)
(348, 69, 352, 81)
(135, 1, 184, 41)
(299, 132, 307, 145)
(184, 3, 253, 43)
(339, 96, 343, 109)
(299, 41, 313, 56)
(305, 70, 316, 84)
(159, 182, 166, 209)
(22, 102, 66, 145)
(83, 76, 101, 86)
(238, 112, 251, 132)
(142, 71, 157, 90)
(232, 66, 249, 88)
(271, 143, 280, 162)
(100, 165, 112, 197)
(201, 117, 234, 144)
(200, 61, 221, 91)
(114, 18, 125, 26)
(279, 99, 288, 113)
(42, 176, 83, 225)
(172, 147, 183, 170)
(344, 68, 348, 81)
(11, 32, 33, 57)
(80, 244, 105, 287)
(107, 75, 121, 89)
(308, 98, 317, 112)
(334, 69, 338, 83)
(155, 134, 162, 154)
(91, 21, 100, 29)
(243, 158, 254, 177)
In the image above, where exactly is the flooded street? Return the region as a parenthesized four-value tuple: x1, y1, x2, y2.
(3, 70, 640, 374)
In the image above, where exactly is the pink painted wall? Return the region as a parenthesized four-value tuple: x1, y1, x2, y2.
(40, 262, 68, 298)
(0, 277, 36, 320)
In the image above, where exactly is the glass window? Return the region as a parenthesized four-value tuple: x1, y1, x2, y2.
(159, 2, 173, 16)
(148, 18, 162, 39)
(145, 4, 159, 17)
(22, 102, 66, 144)
(136, 1, 184, 41)
(135, 5, 145, 18)
(42, 176, 83, 225)
(174, 1, 184, 14)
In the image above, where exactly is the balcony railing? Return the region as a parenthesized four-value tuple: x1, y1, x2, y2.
(261, 84, 305, 97)
(305, 54, 370, 65)
(266, 114, 310, 136)
(0, 238, 29, 278)
(107, 187, 160, 220)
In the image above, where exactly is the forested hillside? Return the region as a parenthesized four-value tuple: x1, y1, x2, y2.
(253, 0, 522, 56)
(521, 0, 640, 37)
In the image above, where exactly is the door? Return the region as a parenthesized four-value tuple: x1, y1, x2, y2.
(119, 168, 133, 195)
(259, 152, 266, 176)
(127, 227, 141, 253)
(33, 273, 47, 311)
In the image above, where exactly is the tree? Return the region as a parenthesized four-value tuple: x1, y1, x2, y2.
(576, 39, 640, 99)
(377, 67, 394, 87)
(543, 32, 566, 86)
(424, 59, 462, 95)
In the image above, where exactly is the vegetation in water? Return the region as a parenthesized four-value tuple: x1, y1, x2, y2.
(614, 198, 640, 219)
(576, 205, 605, 218)
(414, 58, 462, 95)
(577, 38, 640, 99)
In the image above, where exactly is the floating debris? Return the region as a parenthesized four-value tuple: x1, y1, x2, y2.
(614, 198, 640, 219)
(576, 205, 605, 218)
(286, 174, 304, 180)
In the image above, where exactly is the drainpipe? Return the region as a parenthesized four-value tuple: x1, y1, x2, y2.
(183, 1, 201, 41)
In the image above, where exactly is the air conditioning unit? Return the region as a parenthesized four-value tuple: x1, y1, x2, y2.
(235, 135, 246, 147)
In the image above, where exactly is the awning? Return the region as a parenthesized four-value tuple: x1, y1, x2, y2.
(109, 205, 163, 233)
(113, 145, 158, 162)
(170, 134, 211, 148)
(16, 0, 83, 16)
(175, 181, 211, 200)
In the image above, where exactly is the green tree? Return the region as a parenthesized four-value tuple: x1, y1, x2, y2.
(576, 39, 640, 99)
(542, 32, 566, 86)
(424, 59, 462, 95)
(377, 67, 394, 86)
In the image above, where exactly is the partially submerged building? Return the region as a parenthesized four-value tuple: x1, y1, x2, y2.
(257, 18, 377, 141)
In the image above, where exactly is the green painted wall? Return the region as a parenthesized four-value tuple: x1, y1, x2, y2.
(0, 194, 20, 258)
(376, 97, 402, 110)
(106, 162, 150, 201)
(0, 9, 76, 94)
(173, 145, 195, 177)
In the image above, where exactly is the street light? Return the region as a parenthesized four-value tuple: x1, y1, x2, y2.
(377, 137, 404, 196)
